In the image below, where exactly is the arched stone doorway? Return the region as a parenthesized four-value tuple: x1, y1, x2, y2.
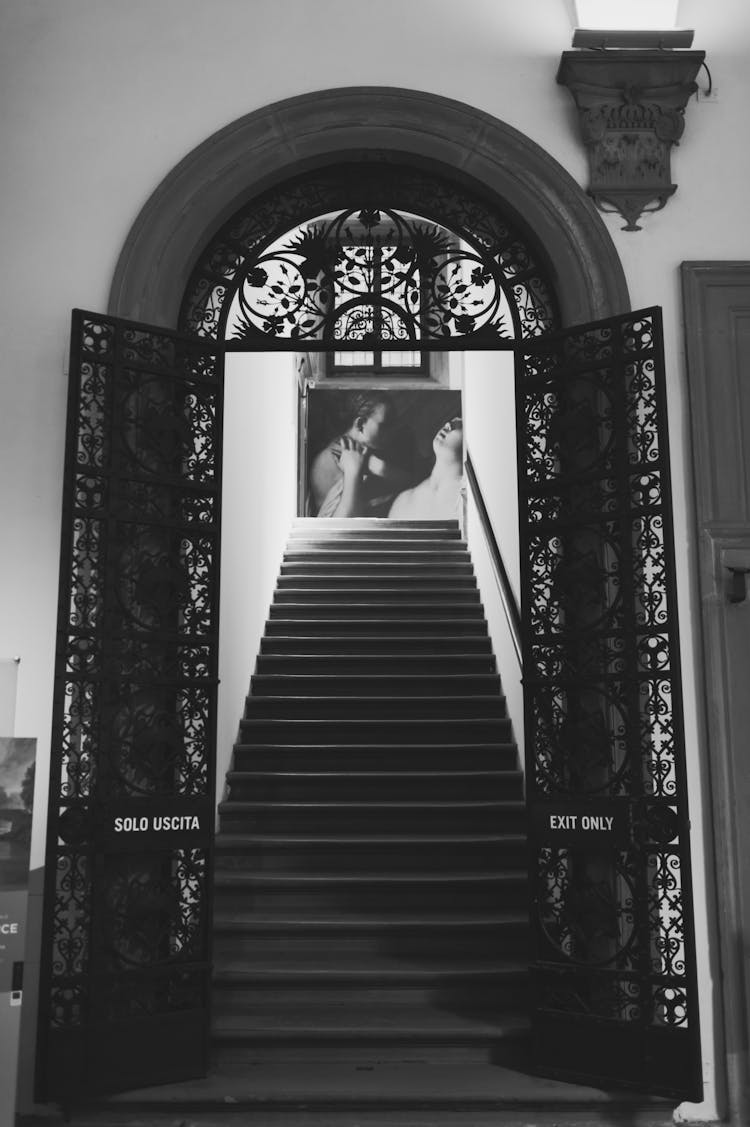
(107, 87, 629, 331)
(38, 90, 702, 1110)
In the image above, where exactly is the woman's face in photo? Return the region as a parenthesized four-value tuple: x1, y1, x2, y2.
(433, 416, 463, 456)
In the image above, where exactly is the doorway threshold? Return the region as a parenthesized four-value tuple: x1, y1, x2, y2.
(21, 1059, 679, 1127)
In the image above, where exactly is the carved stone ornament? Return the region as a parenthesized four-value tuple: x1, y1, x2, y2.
(557, 50, 705, 231)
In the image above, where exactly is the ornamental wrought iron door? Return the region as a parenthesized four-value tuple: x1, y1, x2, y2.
(37, 311, 223, 1101)
(516, 307, 702, 1100)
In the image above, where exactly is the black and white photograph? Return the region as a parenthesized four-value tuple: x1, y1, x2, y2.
(306, 389, 464, 520)
(1, 2, 748, 1125)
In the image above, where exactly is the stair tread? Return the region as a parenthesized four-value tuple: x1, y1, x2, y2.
(246, 694, 502, 702)
(284, 550, 469, 557)
(257, 652, 493, 660)
(213, 869, 526, 884)
(261, 640, 491, 649)
(232, 739, 514, 748)
(213, 962, 528, 980)
(292, 518, 460, 525)
(274, 586, 473, 595)
(215, 832, 525, 846)
(262, 634, 492, 642)
(213, 1007, 529, 1037)
(279, 580, 477, 587)
(225, 769, 517, 779)
(250, 675, 498, 683)
(219, 799, 524, 809)
(267, 617, 484, 626)
(285, 543, 468, 547)
(271, 604, 482, 613)
(239, 718, 509, 727)
(213, 911, 528, 931)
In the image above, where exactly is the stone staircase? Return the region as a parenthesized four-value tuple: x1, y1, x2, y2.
(55, 519, 674, 1124)
(211, 518, 530, 1078)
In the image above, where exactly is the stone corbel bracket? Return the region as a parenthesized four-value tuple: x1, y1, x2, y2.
(557, 50, 705, 231)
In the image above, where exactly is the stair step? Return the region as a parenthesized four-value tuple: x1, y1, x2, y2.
(213, 868, 526, 886)
(285, 540, 468, 554)
(213, 928, 528, 965)
(211, 912, 529, 964)
(282, 553, 472, 566)
(265, 617, 489, 636)
(230, 742, 519, 772)
(276, 574, 478, 589)
(212, 893, 526, 918)
(285, 529, 462, 543)
(212, 1005, 529, 1043)
(260, 634, 493, 654)
(225, 771, 519, 782)
(214, 831, 526, 846)
(268, 602, 484, 620)
(238, 717, 513, 743)
(242, 695, 507, 721)
(255, 653, 498, 674)
(224, 769, 523, 803)
(273, 587, 481, 604)
(213, 832, 527, 873)
(280, 561, 476, 576)
(218, 807, 524, 834)
(249, 674, 501, 696)
(214, 958, 524, 979)
(211, 955, 528, 980)
(291, 518, 460, 528)
(212, 910, 528, 933)
(212, 967, 528, 1014)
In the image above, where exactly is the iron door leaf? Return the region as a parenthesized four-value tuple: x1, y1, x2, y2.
(37, 311, 223, 1102)
(515, 308, 702, 1101)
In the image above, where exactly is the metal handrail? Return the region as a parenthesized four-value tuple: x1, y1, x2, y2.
(465, 452, 523, 668)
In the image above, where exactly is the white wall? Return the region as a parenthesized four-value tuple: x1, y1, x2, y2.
(4, 0, 750, 1117)
(217, 354, 298, 804)
(462, 352, 525, 754)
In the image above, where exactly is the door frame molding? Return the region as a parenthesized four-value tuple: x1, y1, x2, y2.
(682, 261, 750, 1125)
(107, 87, 629, 331)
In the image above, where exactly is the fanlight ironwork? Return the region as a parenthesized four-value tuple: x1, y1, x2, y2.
(179, 162, 559, 345)
(224, 207, 514, 344)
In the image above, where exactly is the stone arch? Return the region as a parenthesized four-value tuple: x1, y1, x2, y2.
(108, 87, 629, 329)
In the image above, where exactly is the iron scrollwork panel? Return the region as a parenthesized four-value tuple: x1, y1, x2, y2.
(179, 162, 560, 346)
(39, 311, 223, 1100)
(516, 308, 702, 1100)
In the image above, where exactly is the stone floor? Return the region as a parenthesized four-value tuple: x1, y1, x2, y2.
(18, 1057, 680, 1127)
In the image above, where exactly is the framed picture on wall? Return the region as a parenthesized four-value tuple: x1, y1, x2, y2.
(305, 388, 463, 520)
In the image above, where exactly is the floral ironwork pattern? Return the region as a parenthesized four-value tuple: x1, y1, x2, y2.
(179, 163, 559, 345)
(518, 309, 701, 1097)
(39, 312, 221, 1097)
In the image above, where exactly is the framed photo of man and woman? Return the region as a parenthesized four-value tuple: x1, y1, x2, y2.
(305, 389, 464, 522)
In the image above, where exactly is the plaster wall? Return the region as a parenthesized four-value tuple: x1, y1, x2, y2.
(3, 0, 750, 1118)
(217, 354, 298, 806)
(463, 351, 524, 751)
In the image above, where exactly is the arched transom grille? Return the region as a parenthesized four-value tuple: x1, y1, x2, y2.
(179, 163, 560, 346)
